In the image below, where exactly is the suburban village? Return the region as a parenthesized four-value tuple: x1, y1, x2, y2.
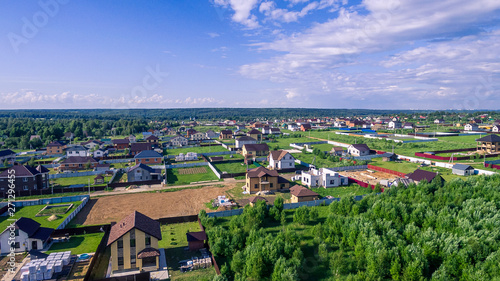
(0, 112, 499, 281)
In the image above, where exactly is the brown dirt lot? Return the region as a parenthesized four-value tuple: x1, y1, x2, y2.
(71, 184, 234, 225)
(339, 170, 400, 186)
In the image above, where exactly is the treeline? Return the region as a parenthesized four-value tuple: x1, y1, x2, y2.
(202, 174, 500, 280)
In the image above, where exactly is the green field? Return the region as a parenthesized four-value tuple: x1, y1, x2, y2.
(309, 143, 334, 151)
(166, 167, 220, 185)
(369, 158, 421, 174)
(311, 184, 372, 198)
(46, 233, 105, 255)
(213, 162, 258, 174)
(293, 152, 334, 169)
(167, 145, 228, 155)
(52, 174, 111, 187)
(160, 221, 216, 281)
(0, 201, 82, 232)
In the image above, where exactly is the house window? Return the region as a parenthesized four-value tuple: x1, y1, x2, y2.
(23, 178, 28, 182)
(15, 229, 19, 236)
(290, 163, 293, 167)
(280, 184, 285, 189)
(117, 240, 123, 249)
(33, 184, 37, 190)
(270, 183, 273, 188)
(23, 186, 28, 190)
(145, 236, 151, 247)
(118, 257, 124, 266)
(130, 239, 136, 247)
(14, 242, 20, 249)
(130, 255, 136, 264)
(254, 184, 258, 189)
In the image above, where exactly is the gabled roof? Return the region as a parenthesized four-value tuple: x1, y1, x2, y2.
(61, 156, 98, 164)
(36, 165, 50, 174)
(127, 163, 159, 174)
(236, 136, 256, 142)
(0, 164, 45, 178)
(269, 150, 291, 161)
(452, 164, 474, 171)
(186, 231, 207, 242)
(350, 144, 370, 151)
(247, 166, 279, 178)
(248, 196, 267, 204)
(331, 147, 344, 152)
(476, 134, 500, 142)
(112, 139, 130, 145)
(134, 150, 163, 159)
(66, 145, 87, 152)
(15, 217, 41, 237)
(247, 129, 262, 135)
(405, 169, 438, 182)
(0, 149, 15, 157)
(107, 211, 162, 246)
(146, 135, 159, 141)
(130, 142, 153, 152)
(220, 130, 233, 134)
(243, 143, 269, 152)
(290, 185, 319, 197)
(47, 141, 65, 147)
(137, 247, 161, 258)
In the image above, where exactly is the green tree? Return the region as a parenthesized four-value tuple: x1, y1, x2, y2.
(293, 206, 309, 225)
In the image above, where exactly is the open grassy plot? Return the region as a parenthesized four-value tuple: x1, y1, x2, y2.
(46, 232, 105, 255)
(369, 158, 421, 174)
(160, 222, 216, 281)
(309, 143, 334, 151)
(267, 136, 318, 150)
(294, 152, 335, 169)
(167, 145, 228, 155)
(52, 174, 110, 187)
(0, 201, 82, 232)
(312, 184, 372, 198)
(213, 162, 258, 174)
(166, 167, 220, 185)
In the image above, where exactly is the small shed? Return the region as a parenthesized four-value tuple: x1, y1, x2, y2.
(381, 153, 398, 162)
(186, 231, 207, 251)
(248, 196, 267, 207)
(290, 185, 319, 203)
(452, 164, 474, 176)
(94, 174, 104, 184)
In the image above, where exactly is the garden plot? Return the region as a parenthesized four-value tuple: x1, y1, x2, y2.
(339, 169, 401, 186)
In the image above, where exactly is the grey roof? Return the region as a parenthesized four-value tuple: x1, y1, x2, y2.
(350, 144, 370, 151)
(0, 164, 46, 178)
(66, 145, 87, 152)
(452, 164, 474, 171)
(236, 136, 256, 141)
(127, 163, 160, 174)
(134, 150, 163, 159)
(61, 156, 98, 164)
(0, 149, 15, 157)
(476, 134, 500, 142)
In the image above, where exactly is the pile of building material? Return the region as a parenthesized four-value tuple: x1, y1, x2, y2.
(175, 152, 198, 161)
(20, 251, 71, 281)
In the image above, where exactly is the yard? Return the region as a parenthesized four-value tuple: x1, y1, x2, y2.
(46, 232, 105, 255)
(0, 201, 83, 232)
(311, 184, 372, 198)
(51, 174, 111, 187)
(167, 145, 228, 155)
(166, 167, 220, 185)
(369, 158, 421, 174)
(212, 162, 258, 174)
(160, 221, 216, 281)
(293, 152, 335, 169)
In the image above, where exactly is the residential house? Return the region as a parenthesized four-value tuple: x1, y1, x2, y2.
(0, 149, 16, 164)
(268, 150, 295, 170)
(107, 211, 162, 273)
(186, 231, 207, 251)
(112, 139, 130, 150)
(290, 185, 319, 203)
(145, 135, 159, 145)
(0, 164, 49, 193)
(388, 121, 402, 129)
(205, 130, 219, 139)
(245, 166, 289, 194)
(381, 153, 398, 162)
(452, 164, 475, 176)
(434, 119, 445, 124)
(66, 145, 88, 157)
(0, 217, 54, 254)
(403, 123, 414, 129)
(330, 147, 344, 156)
(301, 168, 348, 188)
(248, 196, 267, 207)
(242, 143, 269, 157)
(134, 150, 163, 165)
(492, 125, 499, 133)
(130, 143, 153, 156)
(81, 140, 103, 150)
(464, 123, 479, 131)
(233, 129, 245, 136)
(219, 130, 233, 140)
(186, 128, 198, 138)
(59, 156, 98, 171)
(169, 135, 188, 147)
(247, 129, 263, 141)
(46, 141, 66, 155)
(347, 144, 371, 156)
(287, 123, 299, 131)
(235, 136, 257, 149)
(262, 127, 281, 135)
(126, 164, 161, 182)
(64, 132, 74, 140)
(190, 132, 206, 141)
(93, 149, 107, 158)
(405, 169, 441, 184)
(476, 134, 500, 154)
(128, 135, 137, 143)
(236, 124, 246, 130)
(300, 123, 312, 131)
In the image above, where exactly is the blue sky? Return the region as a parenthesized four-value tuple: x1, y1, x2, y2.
(1, 0, 499, 110)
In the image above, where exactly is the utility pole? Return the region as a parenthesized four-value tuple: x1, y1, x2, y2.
(88, 178, 90, 196)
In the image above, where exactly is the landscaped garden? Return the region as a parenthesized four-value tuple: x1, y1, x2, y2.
(46, 232, 105, 255)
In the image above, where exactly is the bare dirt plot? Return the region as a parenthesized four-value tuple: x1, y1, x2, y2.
(178, 167, 207, 175)
(71, 184, 235, 226)
(339, 170, 400, 186)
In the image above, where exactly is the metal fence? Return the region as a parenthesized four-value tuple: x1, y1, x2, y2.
(49, 170, 104, 179)
(102, 158, 133, 164)
(207, 161, 222, 179)
(11, 195, 90, 207)
(201, 151, 236, 156)
(57, 196, 89, 229)
(165, 162, 208, 169)
(328, 165, 368, 172)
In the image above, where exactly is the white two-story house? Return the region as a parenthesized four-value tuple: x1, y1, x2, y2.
(268, 150, 295, 170)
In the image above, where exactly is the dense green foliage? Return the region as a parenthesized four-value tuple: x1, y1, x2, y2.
(203, 174, 500, 280)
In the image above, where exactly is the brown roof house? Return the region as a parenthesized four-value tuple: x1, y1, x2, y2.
(0, 164, 49, 193)
(219, 130, 233, 140)
(59, 156, 98, 171)
(242, 143, 269, 158)
(405, 169, 441, 184)
(248, 196, 267, 207)
(245, 166, 289, 194)
(476, 134, 500, 154)
(290, 185, 319, 203)
(46, 141, 66, 155)
(247, 129, 263, 141)
(130, 142, 153, 156)
(112, 139, 130, 150)
(186, 231, 207, 251)
(267, 150, 295, 170)
(107, 211, 162, 274)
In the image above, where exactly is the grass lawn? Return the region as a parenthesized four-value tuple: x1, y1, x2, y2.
(52, 175, 111, 187)
(309, 143, 334, 151)
(46, 233, 105, 255)
(166, 167, 220, 185)
(294, 152, 334, 169)
(167, 146, 228, 155)
(1, 192, 93, 202)
(213, 162, 258, 174)
(224, 183, 249, 201)
(0, 201, 82, 232)
(312, 184, 372, 198)
(160, 222, 216, 281)
(109, 162, 134, 169)
(369, 158, 421, 174)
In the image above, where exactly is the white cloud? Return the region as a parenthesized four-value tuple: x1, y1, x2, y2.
(215, 0, 260, 29)
(207, 32, 221, 38)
